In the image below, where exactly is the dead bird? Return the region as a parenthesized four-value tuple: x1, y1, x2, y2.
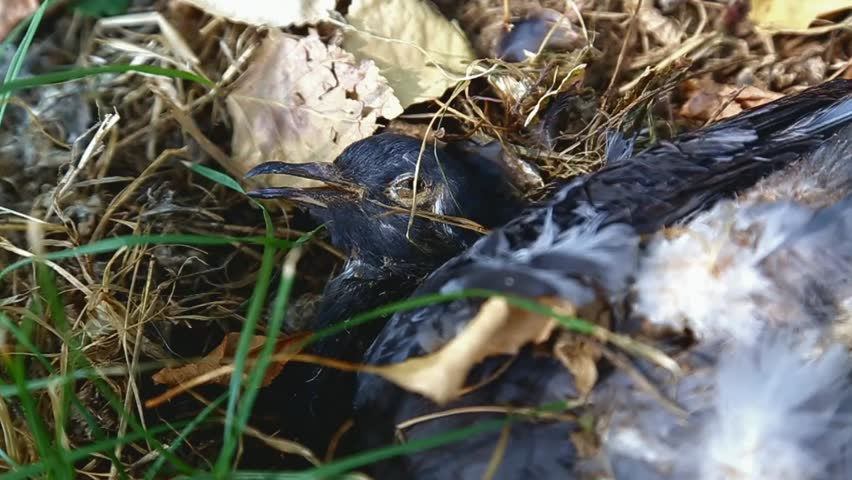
(245, 132, 526, 452)
(351, 79, 852, 478)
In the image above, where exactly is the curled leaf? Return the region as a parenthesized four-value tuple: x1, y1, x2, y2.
(369, 297, 561, 404)
(152, 333, 291, 388)
(680, 78, 783, 122)
(226, 29, 402, 187)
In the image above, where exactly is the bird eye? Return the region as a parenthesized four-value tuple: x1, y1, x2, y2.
(388, 173, 431, 207)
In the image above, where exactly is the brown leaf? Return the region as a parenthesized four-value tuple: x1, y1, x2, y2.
(368, 296, 562, 404)
(0, 0, 38, 42)
(152, 333, 289, 387)
(625, 0, 682, 46)
(554, 333, 600, 396)
(679, 79, 783, 122)
(226, 29, 402, 187)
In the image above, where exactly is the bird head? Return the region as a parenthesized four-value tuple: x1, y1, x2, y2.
(245, 133, 524, 270)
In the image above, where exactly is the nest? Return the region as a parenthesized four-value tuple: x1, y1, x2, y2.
(0, 0, 850, 475)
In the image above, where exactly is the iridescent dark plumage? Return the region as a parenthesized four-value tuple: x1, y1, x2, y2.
(352, 79, 852, 478)
(245, 133, 525, 452)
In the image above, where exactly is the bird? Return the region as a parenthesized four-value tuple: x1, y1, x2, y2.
(350, 79, 852, 478)
(244, 132, 526, 453)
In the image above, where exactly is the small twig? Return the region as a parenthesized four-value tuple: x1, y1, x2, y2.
(47, 111, 121, 219)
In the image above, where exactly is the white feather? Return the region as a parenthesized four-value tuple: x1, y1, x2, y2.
(694, 335, 852, 480)
(634, 128, 852, 343)
(592, 333, 852, 480)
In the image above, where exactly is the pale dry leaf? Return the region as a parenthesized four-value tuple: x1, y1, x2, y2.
(679, 78, 783, 122)
(554, 333, 600, 396)
(226, 29, 402, 186)
(177, 0, 335, 27)
(0, 0, 38, 42)
(625, 0, 682, 46)
(343, 0, 476, 108)
(750, 0, 852, 31)
(152, 333, 286, 387)
(370, 296, 561, 405)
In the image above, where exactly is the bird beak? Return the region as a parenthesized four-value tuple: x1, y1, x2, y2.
(244, 161, 364, 208)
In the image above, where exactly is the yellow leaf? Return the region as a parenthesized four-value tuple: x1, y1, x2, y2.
(749, 0, 852, 31)
(343, 0, 476, 108)
(370, 297, 561, 405)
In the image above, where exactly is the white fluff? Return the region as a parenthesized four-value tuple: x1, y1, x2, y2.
(694, 336, 852, 480)
(592, 334, 852, 480)
(633, 200, 811, 344)
(634, 128, 852, 344)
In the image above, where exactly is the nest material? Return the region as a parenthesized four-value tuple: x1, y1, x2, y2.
(0, 0, 850, 474)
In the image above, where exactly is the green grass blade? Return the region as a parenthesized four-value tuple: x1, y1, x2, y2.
(230, 247, 302, 468)
(183, 161, 246, 194)
(0, 233, 296, 281)
(35, 263, 131, 479)
(0, 64, 214, 97)
(1, 282, 195, 475)
(145, 394, 228, 480)
(2, 266, 73, 478)
(217, 401, 573, 479)
(0, 421, 193, 480)
(34, 263, 85, 477)
(0, 0, 51, 127)
(290, 288, 594, 355)
(214, 205, 279, 476)
(71, 0, 131, 17)
(292, 419, 507, 479)
(0, 447, 17, 468)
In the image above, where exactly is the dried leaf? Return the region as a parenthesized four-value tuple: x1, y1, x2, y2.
(0, 0, 38, 41)
(370, 297, 561, 404)
(177, 0, 335, 27)
(554, 333, 600, 396)
(226, 29, 402, 186)
(342, 0, 476, 108)
(625, 0, 682, 46)
(679, 79, 783, 122)
(749, 0, 852, 31)
(152, 333, 288, 387)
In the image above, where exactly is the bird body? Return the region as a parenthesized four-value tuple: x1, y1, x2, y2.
(352, 79, 852, 478)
